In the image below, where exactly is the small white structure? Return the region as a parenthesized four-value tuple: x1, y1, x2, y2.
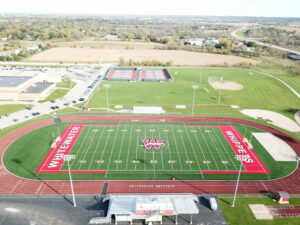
(90, 194, 199, 224)
(132, 106, 165, 114)
(209, 198, 218, 211)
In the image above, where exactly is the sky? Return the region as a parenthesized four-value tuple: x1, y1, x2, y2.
(0, 0, 299, 18)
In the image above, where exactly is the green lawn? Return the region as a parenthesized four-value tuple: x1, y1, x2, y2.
(0, 104, 29, 116)
(38, 89, 69, 103)
(55, 81, 77, 89)
(253, 58, 298, 76)
(3, 121, 296, 180)
(89, 67, 300, 114)
(219, 197, 300, 225)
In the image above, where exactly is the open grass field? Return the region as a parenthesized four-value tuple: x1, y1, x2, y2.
(55, 80, 77, 89)
(3, 121, 296, 180)
(219, 197, 300, 225)
(38, 89, 69, 103)
(0, 104, 29, 116)
(89, 67, 300, 114)
(26, 47, 258, 66)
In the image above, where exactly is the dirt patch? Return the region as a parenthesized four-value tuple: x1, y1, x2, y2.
(209, 81, 244, 90)
(26, 47, 259, 66)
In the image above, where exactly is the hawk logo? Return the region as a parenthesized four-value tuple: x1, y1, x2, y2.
(141, 140, 165, 150)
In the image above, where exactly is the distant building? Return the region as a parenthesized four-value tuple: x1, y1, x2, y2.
(204, 38, 219, 47)
(183, 39, 205, 47)
(26, 45, 40, 52)
(288, 54, 300, 61)
(0, 48, 22, 58)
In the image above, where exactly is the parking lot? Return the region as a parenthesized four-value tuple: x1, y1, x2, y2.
(0, 64, 112, 129)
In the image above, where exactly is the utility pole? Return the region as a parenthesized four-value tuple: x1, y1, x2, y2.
(64, 155, 76, 207)
(104, 84, 111, 112)
(192, 85, 199, 116)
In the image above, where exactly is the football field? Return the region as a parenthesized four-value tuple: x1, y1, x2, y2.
(36, 123, 269, 177)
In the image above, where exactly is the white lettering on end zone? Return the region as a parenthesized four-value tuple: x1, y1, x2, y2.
(47, 161, 60, 168)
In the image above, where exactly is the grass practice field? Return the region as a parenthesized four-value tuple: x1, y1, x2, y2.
(89, 67, 300, 113)
(4, 121, 296, 180)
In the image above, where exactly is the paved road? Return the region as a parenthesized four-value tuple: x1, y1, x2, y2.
(231, 27, 300, 55)
(0, 195, 227, 225)
(0, 64, 112, 129)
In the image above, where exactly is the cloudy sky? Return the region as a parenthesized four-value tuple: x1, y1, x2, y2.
(0, 0, 299, 17)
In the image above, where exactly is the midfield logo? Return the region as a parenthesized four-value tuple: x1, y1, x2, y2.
(141, 140, 165, 150)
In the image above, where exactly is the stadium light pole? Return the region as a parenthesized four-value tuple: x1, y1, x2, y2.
(192, 85, 199, 116)
(231, 156, 243, 207)
(104, 84, 111, 112)
(64, 154, 76, 207)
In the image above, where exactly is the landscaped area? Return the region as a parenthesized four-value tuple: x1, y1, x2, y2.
(219, 197, 300, 225)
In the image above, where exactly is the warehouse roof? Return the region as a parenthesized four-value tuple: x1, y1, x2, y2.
(22, 82, 54, 93)
(107, 194, 199, 216)
(0, 76, 31, 87)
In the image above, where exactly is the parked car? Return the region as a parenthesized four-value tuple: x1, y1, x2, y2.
(32, 112, 40, 116)
(50, 100, 56, 103)
(79, 98, 85, 101)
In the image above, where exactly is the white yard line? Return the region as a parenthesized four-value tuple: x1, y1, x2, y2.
(183, 126, 203, 177)
(97, 126, 114, 170)
(170, 127, 183, 170)
(115, 126, 127, 171)
(69, 126, 92, 168)
(197, 127, 220, 171)
(157, 126, 165, 171)
(190, 127, 211, 171)
(178, 128, 193, 171)
(125, 126, 135, 170)
(133, 125, 143, 172)
(78, 128, 98, 170)
(163, 126, 174, 171)
(211, 127, 239, 170)
(104, 126, 121, 177)
(87, 127, 106, 170)
(205, 127, 230, 171)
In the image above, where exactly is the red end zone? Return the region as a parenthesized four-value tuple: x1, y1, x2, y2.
(36, 124, 118, 174)
(186, 125, 270, 174)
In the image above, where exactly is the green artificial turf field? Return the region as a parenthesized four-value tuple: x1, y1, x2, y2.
(3, 121, 297, 180)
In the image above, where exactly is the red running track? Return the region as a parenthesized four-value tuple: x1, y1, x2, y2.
(0, 115, 300, 195)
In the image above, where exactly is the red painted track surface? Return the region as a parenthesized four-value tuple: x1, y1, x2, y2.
(0, 116, 300, 195)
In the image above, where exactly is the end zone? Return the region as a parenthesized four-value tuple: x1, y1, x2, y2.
(186, 125, 270, 174)
(36, 124, 118, 174)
